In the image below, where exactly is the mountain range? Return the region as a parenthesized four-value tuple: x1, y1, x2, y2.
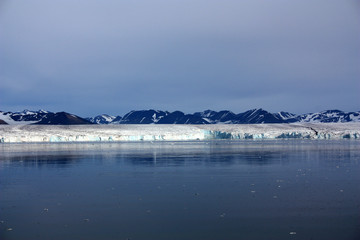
(1, 109, 359, 125)
(0, 110, 91, 125)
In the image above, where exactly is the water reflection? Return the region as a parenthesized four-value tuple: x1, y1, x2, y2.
(0, 142, 295, 167)
(0, 155, 81, 168)
(1, 140, 359, 169)
(1, 140, 360, 240)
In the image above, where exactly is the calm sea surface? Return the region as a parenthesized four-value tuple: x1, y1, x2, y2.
(1, 140, 360, 240)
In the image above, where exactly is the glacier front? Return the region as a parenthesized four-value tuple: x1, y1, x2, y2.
(0, 123, 359, 143)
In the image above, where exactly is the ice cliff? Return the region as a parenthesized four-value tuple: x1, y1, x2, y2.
(0, 123, 359, 143)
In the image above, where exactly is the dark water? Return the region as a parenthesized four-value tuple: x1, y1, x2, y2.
(1, 140, 360, 240)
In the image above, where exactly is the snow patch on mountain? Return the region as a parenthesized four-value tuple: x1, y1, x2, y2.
(298, 110, 360, 123)
(87, 114, 116, 124)
(0, 110, 44, 125)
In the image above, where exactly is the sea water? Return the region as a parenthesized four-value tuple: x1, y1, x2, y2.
(0, 140, 359, 240)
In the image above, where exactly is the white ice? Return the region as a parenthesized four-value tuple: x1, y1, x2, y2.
(0, 123, 359, 143)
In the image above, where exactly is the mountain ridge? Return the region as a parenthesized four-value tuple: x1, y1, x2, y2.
(1, 109, 359, 125)
(0, 110, 92, 125)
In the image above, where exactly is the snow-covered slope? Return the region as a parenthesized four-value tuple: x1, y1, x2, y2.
(0, 110, 48, 125)
(274, 111, 298, 121)
(0, 123, 359, 143)
(297, 110, 360, 123)
(87, 114, 116, 124)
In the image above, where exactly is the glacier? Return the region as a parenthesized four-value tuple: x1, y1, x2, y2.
(0, 123, 359, 143)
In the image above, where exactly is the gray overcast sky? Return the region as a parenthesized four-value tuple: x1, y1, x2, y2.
(0, 0, 359, 117)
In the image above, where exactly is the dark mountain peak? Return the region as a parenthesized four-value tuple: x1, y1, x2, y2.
(0, 119, 8, 125)
(13, 109, 49, 115)
(119, 109, 168, 124)
(248, 108, 262, 111)
(320, 109, 342, 114)
(158, 111, 209, 124)
(241, 108, 264, 115)
(211, 111, 236, 123)
(24, 109, 36, 114)
(198, 109, 217, 116)
(278, 111, 295, 116)
(193, 110, 235, 123)
(13, 109, 32, 115)
(37, 109, 50, 114)
(203, 109, 214, 113)
(35, 112, 92, 125)
(171, 110, 185, 115)
(274, 111, 298, 123)
(237, 108, 285, 124)
(238, 108, 264, 117)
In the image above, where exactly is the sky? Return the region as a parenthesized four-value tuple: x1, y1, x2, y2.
(0, 0, 359, 117)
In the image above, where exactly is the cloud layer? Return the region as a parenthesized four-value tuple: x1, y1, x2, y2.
(1, 0, 359, 116)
